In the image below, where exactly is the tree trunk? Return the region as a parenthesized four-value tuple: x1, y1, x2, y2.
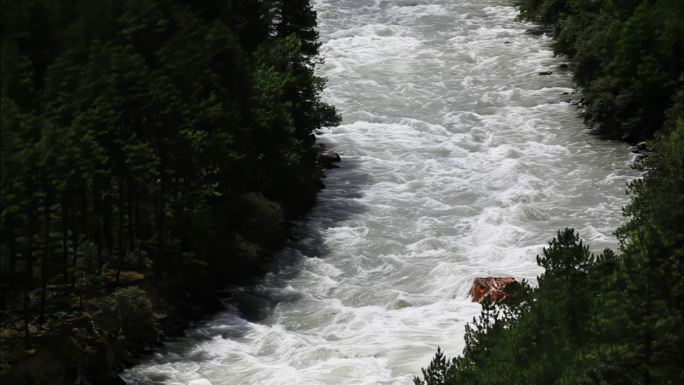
(77, 179, 87, 264)
(116, 179, 125, 283)
(93, 178, 103, 274)
(38, 191, 51, 328)
(104, 191, 113, 275)
(61, 195, 69, 282)
(70, 203, 78, 275)
(128, 180, 134, 252)
(154, 151, 166, 305)
(23, 191, 36, 340)
(154, 190, 164, 305)
(7, 215, 16, 287)
(135, 191, 142, 270)
(96, 219, 102, 274)
(3, 215, 16, 316)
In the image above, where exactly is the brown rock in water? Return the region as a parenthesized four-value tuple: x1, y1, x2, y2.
(469, 277, 518, 303)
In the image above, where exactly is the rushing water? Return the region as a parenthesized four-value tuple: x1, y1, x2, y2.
(123, 1, 637, 384)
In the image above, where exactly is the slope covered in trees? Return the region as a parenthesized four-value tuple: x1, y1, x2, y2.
(520, 0, 684, 141)
(0, 1, 338, 383)
(415, 1, 684, 384)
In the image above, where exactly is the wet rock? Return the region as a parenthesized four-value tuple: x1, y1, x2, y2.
(571, 97, 585, 106)
(469, 277, 519, 303)
(636, 141, 649, 151)
(525, 26, 554, 36)
(538, 71, 553, 75)
(634, 152, 649, 163)
(319, 151, 342, 169)
(631, 141, 652, 162)
(561, 92, 569, 95)
(558, 63, 569, 69)
(504, 41, 511, 44)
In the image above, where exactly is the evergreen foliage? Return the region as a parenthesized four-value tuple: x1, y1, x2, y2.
(0, 0, 338, 382)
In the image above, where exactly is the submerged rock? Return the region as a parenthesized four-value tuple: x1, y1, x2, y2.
(525, 26, 554, 36)
(393, 299, 413, 309)
(538, 71, 553, 75)
(189, 379, 213, 385)
(469, 277, 519, 303)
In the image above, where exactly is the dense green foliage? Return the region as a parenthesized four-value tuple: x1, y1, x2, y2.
(0, 0, 338, 383)
(415, 1, 684, 383)
(520, 0, 684, 141)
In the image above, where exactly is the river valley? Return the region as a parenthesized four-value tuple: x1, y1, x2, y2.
(122, 1, 637, 384)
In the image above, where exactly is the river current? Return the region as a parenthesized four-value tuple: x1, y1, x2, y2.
(123, 1, 636, 384)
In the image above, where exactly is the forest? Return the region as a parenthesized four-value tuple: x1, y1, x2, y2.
(0, 1, 338, 384)
(415, 0, 684, 384)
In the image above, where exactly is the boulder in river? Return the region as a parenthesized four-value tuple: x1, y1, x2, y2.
(538, 71, 553, 75)
(635, 141, 649, 151)
(469, 277, 519, 303)
(631, 141, 652, 162)
(319, 151, 342, 169)
(570, 97, 585, 107)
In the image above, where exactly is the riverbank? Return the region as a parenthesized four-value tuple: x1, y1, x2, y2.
(2, 157, 328, 385)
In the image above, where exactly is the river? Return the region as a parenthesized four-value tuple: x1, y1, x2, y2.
(122, 1, 636, 384)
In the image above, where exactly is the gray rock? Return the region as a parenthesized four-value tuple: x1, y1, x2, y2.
(319, 151, 341, 169)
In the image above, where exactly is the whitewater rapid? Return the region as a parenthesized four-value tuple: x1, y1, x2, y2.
(122, 1, 636, 384)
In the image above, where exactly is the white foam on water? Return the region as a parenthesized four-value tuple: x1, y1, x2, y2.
(122, 1, 636, 384)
